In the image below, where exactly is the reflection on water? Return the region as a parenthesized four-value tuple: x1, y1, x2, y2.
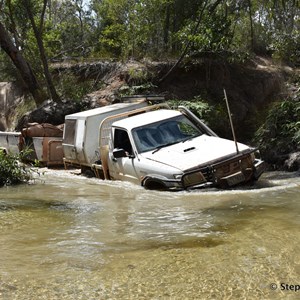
(0, 170, 299, 299)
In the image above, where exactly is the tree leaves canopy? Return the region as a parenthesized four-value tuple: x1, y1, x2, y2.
(0, 0, 299, 98)
(1, 0, 299, 63)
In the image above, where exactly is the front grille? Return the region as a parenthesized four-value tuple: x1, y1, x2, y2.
(184, 152, 255, 186)
(198, 167, 214, 182)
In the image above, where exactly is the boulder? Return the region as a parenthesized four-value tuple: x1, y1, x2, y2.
(15, 99, 84, 131)
(21, 123, 64, 138)
(0, 82, 24, 131)
(283, 152, 300, 171)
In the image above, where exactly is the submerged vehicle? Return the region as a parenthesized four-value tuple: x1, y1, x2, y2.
(63, 99, 265, 191)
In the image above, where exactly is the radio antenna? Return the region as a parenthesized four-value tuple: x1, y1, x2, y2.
(223, 89, 239, 154)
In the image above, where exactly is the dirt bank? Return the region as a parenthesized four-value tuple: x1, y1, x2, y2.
(60, 57, 290, 141)
(4, 57, 299, 170)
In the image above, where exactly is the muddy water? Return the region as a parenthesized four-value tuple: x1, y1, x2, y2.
(0, 170, 299, 300)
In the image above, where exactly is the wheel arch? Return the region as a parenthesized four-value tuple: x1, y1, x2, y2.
(141, 175, 169, 191)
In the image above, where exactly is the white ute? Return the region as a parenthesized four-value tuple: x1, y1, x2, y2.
(63, 100, 265, 190)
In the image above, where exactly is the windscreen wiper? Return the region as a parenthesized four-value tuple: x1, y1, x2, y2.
(152, 141, 179, 154)
(182, 133, 202, 143)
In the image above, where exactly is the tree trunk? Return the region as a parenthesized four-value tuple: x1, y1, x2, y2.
(163, 4, 171, 51)
(0, 21, 46, 106)
(247, 0, 254, 51)
(159, 0, 223, 84)
(24, 0, 61, 103)
(159, 1, 209, 83)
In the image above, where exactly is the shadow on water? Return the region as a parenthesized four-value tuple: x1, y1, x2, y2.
(104, 236, 228, 255)
(0, 200, 74, 212)
(105, 204, 289, 253)
(169, 201, 296, 250)
(263, 170, 300, 180)
(0, 204, 14, 212)
(140, 203, 295, 252)
(141, 236, 226, 251)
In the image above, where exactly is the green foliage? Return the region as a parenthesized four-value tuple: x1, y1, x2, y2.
(55, 73, 104, 102)
(167, 95, 228, 134)
(1, 0, 300, 93)
(176, 12, 233, 55)
(168, 95, 256, 140)
(0, 53, 17, 81)
(168, 96, 212, 119)
(128, 67, 152, 84)
(0, 149, 33, 187)
(118, 83, 156, 97)
(15, 95, 36, 114)
(254, 99, 300, 157)
(270, 31, 300, 65)
(99, 23, 126, 57)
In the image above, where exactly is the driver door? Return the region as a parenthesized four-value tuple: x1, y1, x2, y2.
(108, 128, 140, 184)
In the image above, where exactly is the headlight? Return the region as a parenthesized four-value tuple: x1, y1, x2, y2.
(174, 174, 183, 180)
(241, 156, 252, 169)
(182, 171, 206, 187)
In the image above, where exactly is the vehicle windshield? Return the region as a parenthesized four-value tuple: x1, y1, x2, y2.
(132, 115, 203, 153)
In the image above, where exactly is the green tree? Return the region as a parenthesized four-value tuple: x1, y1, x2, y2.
(1, 0, 300, 96)
(0, 149, 33, 186)
(229, 0, 300, 62)
(49, 0, 95, 59)
(0, 0, 96, 104)
(22, 0, 61, 103)
(0, 0, 57, 105)
(0, 20, 47, 105)
(254, 98, 300, 162)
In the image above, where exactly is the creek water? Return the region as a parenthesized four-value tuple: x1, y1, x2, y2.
(0, 169, 299, 300)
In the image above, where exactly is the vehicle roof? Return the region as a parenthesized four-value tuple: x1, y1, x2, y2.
(65, 102, 145, 119)
(112, 109, 182, 130)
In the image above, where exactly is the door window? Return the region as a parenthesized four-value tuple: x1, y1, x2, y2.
(114, 129, 133, 155)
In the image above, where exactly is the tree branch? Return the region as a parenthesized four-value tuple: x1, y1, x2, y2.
(158, 0, 223, 84)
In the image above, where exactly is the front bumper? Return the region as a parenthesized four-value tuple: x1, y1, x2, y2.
(253, 159, 265, 179)
(181, 151, 265, 190)
(142, 151, 266, 191)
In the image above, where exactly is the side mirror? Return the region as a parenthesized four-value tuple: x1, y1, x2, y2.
(113, 148, 127, 158)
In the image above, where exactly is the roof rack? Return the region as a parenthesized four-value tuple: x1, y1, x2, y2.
(121, 95, 165, 104)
